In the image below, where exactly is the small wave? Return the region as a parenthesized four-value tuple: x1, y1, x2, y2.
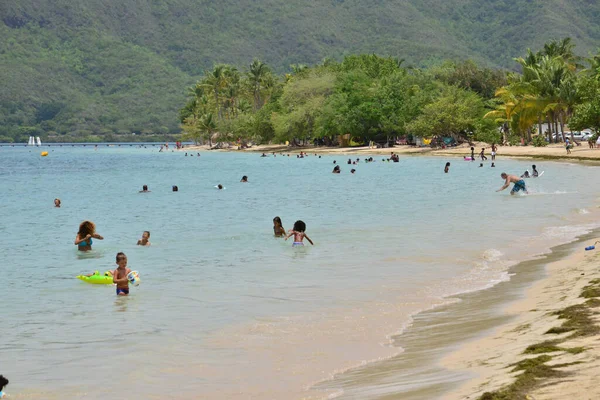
(482, 248, 503, 262)
(327, 389, 345, 399)
(542, 225, 593, 239)
(577, 208, 590, 215)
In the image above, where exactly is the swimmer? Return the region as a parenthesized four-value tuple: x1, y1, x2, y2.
(332, 165, 341, 174)
(273, 216, 286, 237)
(139, 185, 151, 193)
(532, 165, 539, 177)
(479, 163, 483, 167)
(74, 221, 104, 251)
(137, 231, 151, 246)
(491, 162, 495, 167)
(0, 374, 8, 399)
(240, 175, 248, 182)
(285, 220, 314, 246)
(172, 185, 178, 192)
(497, 172, 528, 195)
(521, 170, 531, 178)
(217, 184, 223, 190)
(54, 198, 61, 207)
(112, 252, 132, 296)
(444, 162, 450, 173)
(351, 169, 356, 174)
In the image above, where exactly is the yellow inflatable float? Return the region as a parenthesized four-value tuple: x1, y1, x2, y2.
(41, 151, 48, 156)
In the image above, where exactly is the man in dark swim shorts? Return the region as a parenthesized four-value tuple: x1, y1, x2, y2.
(496, 172, 528, 195)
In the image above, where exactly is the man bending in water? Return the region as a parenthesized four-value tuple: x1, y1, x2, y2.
(497, 172, 528, 195)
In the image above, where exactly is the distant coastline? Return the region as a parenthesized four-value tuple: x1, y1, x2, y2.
(4, 141, 600, 162)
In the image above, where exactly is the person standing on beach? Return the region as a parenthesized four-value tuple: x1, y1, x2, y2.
(470, 147, 475, 161)
(491, 143, 497, 160)
(497, 173, 528, 195)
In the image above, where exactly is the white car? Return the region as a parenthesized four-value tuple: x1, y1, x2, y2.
(567, 131, 594, 141)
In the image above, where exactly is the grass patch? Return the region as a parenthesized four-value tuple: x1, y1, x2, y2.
(523, 340, 585, 355)
(524, 340, 562, 354)
(585, 298, 600, 307)
(511, 323, 531, 333)
(545, 326, 574, 334)
(482, 276, 600, 399)
(580, 286, 600, 298)
(548, 303, 600, 338)
(479, 355, 561, 400)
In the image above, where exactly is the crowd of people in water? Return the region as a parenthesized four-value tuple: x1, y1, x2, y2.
(55, 148, 536, 297)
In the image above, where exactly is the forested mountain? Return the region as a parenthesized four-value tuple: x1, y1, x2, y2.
(1, 0, 600, 142)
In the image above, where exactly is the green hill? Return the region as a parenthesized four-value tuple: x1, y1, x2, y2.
(1, 0, 600, 142)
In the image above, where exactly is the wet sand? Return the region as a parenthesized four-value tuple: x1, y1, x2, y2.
(442, 234, 600, 400)
(313, 229, 600, 399)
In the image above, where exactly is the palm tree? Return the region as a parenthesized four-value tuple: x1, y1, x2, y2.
(247, 59, 271, 111)
(201, 65, 229, 120)
(199, 113, 217, 148)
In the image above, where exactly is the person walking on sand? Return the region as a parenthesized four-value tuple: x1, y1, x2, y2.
(479, 147, 487, 161)
(497, 173, 528, 195)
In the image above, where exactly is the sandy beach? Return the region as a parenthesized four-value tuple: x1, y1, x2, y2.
(441, 235, 600, 400)
(183, 141, 600, 161)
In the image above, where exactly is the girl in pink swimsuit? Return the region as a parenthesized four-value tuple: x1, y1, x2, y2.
(285, 220, 314, 246)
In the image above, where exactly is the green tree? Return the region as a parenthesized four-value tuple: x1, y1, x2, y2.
(406, 85, 490, 141)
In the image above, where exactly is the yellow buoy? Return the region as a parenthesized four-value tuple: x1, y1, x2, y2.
(41, 151, 48, 156)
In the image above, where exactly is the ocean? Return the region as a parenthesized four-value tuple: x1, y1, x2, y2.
(1, 145, 598, 399)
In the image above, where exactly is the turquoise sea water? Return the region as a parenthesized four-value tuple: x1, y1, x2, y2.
(1, 146, 599, 399)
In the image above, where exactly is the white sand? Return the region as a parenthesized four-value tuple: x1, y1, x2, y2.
(442, 241, 600, 399)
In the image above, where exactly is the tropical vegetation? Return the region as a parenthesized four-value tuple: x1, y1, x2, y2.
(181, 40, 600, 148)
(3, 0, 600, 142)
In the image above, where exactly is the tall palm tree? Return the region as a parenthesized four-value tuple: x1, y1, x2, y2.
(201, 64, 228, 120)
(199, 113, 217, 148)
(247, 59, 271, 111)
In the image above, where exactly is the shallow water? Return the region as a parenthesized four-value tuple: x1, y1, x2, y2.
(1, 146, 598, 399)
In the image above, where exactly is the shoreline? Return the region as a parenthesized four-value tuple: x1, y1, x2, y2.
(442, 231, 600, 399)
(314, 227, 600, 399)
(182, 142, 600, 162)
(5, 140, 600, 162)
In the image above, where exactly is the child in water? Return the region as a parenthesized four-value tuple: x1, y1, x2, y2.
(54, 198, 61, 207)
(285, 220, 314, 246)
(0, 374, 8, 399)
(137, 231, 151, 246)
(112, 252, 132, 296)
(74, 221, 104, 251)
(273, 216, 286, 237)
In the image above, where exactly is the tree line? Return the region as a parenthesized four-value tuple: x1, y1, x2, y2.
(180, 39, 600, 148)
